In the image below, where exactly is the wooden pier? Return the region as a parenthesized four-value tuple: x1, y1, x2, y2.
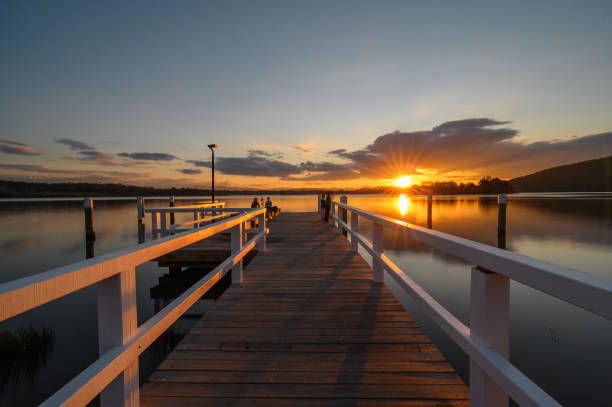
(4, 197, 608, 406)
(141, 213, 469, 406)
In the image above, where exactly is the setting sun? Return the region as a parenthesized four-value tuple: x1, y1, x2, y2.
(395, 176, 412, 188)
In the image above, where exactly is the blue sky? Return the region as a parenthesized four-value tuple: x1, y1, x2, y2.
(1, 1, 611, 188)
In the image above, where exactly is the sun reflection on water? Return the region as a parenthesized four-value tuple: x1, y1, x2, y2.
(398, 194, 409, 216)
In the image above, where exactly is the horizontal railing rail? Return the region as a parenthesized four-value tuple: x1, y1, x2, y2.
(0, 207, 267, 407)
(145, 202, 229, 239)
(326, 195, 612, 407)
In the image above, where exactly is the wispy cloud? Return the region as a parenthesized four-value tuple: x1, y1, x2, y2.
(55, 138, 96, 151)
(292, 144, 316, 155)
(77, 150, 118, 165)
(246, 149, 284, 159)
(118, 152, 178, 161)
(0, 138, 43, 156)
(178, 168, 202, 174)
(188, 156, 303, 177)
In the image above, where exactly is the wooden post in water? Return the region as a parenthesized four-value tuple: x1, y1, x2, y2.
(497, 193, 507, 250)
(137, 196, 145, 244)
(427, 195, 433, 229)
(469, 266, 509, 407)
(84, 198, 95, 258)
(340, 195, 348, 237)
(169, 196, 175, 227)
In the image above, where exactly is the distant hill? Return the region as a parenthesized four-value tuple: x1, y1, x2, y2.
(510, 155, 612, 192)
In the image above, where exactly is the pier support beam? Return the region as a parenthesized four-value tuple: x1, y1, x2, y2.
(469, 266, 509, 407)
(97, 266, 139, 407)
(231, 222, 244, 284)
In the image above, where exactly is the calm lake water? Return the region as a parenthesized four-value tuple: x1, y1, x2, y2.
(0, 194, 611, 406)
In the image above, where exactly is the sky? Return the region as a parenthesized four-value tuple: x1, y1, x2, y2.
(1, 0, 612, 189)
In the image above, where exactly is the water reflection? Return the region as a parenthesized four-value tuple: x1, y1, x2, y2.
(398, 194, 409, 216)
(0, 195, 611, 406)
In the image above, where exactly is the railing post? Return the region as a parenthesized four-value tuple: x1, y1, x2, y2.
(317, 194, 322, 214)
(340, 195, 348, 237)
(152, 212, 160, 240)
(258, 212, 266, 253)
(169, 196, 175, 227)
(498, 193, 507, 250)
(231, 221, 244, 284)
(469, 266, 509, 407)
(427, 194, 433, 229)
(350, 211, 359, 252)
(372, 222, 384, 283)
(331, 202, 336, 227)
(84, 198, 95, 259)
(97, 266, 139, 407)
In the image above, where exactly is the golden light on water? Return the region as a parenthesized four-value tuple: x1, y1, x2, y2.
(398, 194, 409, 216)
(395, 175, 412, 188)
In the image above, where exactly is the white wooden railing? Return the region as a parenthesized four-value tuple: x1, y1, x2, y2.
(326, 195, 612, 407)
(0, 207, 266, 407)
(145, 201, 226, 238)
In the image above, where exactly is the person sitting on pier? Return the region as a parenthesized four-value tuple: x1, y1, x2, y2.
(250, 197, 260, 228)
(265, 197, 279, 220)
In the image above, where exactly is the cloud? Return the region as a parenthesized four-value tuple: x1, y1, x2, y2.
(77, 150, 118, 165)
(56, 138, 95, 151)
(118, 152, 178, 161)
(292, 144, 314, 154)
(186, 118, 612, 181)
(188, 155, 303, 177)
(0, 138, 43, 156)
(178, 168, 202, 175)
(328, 118, 612, 178)
(246, 149, 284, 159)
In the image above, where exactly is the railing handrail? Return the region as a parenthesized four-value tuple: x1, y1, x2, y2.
(328, 197, 612, 407)
(333, 200, 612, 321)
(0, 207, 264, 322)
(0, 207, 266, 406)
(144, 202, 225, 213)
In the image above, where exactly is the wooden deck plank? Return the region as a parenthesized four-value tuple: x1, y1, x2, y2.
(141, 212, 469, 405)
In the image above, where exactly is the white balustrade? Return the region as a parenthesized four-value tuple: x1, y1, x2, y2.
(330, 197, 612, 407)
(0, 207, 266, 407)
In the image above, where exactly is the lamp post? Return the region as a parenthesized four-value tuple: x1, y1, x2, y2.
(207, 144, 217, 202)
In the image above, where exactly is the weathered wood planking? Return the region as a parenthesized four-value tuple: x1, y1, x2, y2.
(141, 212, 469, 406)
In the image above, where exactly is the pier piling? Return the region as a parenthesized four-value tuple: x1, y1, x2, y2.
(498, 193, 507, 249)
(427, 194, 433, 229)
(84, 198, 95, 258)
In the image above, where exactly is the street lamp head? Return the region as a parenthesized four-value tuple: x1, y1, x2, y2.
(207, 144, 217, 150)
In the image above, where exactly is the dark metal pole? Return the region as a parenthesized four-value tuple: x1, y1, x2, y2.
(211, 149, 215, 203)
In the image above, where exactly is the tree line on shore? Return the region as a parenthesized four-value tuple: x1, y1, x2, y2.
(0, 176, 513, 198)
